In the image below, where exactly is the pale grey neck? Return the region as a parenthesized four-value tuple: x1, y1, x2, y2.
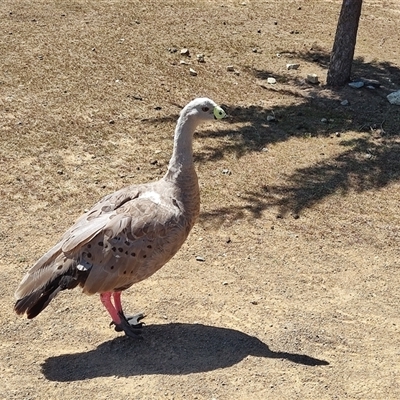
(165, 112, 199, 179)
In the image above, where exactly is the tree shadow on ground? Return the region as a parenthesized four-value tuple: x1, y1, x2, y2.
(41, 323, 328, 381)
(206, 51, 400, 218)
(201, 137, 400, 222)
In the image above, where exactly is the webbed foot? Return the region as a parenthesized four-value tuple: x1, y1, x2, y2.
(111, 312, 145, 338)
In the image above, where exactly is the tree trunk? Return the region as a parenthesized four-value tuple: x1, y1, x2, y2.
(326, 0, 363, 87)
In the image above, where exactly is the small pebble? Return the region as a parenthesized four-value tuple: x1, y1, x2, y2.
(340, 99, 349, 106)
(196, 54, 205, 63)
(180, 48, 190, 56)
(226, 65, 235, 72)
(348, 81, 364, 89)
(286, 63, 300, 70)
(306, 74, 319, 84)
(189, 68, 197, 76)
(267, 77, 276, 84)
(222, 169, 231, 175)
(195, 256, 205, 262)
(266, 115, 276, 122)
(387, 90, 400, 105)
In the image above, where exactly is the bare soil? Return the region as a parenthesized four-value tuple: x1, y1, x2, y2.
(1, 1, 400, 399)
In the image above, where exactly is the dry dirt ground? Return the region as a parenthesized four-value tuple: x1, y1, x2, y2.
(1, 0, 400, 399)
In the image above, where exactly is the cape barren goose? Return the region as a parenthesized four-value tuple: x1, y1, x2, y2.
(14, 97, 226, 338)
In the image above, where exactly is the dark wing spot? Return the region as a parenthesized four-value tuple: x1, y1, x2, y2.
(57, 265, 62, 270)
(147, 244, 152, 249)
(172, 198, 180, 209)
(131, 252, 136, 257)
(110, 265, 114, 270)
(118, 247, 123, 252)
(87, 244, 92, 249)
(123, 271, 127, 274)
(112, 247, 116, 252)
(143, 254, 147, 259)
(87, 253, 92, 258)
(124, 240, 130, 246)
(98, 241, 104, 247)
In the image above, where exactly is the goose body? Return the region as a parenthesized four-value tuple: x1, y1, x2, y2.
(14, 98, 226, 337)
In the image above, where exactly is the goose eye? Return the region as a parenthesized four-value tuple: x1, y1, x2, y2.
(202, 107, 210, 112)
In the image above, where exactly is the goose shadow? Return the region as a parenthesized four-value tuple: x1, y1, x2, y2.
(42, 323, 328, 381)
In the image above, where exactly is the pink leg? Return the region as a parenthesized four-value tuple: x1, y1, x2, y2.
(100, 292, 121, 324)
(112, 291, 123, 314)
(100, 292, 144, 338)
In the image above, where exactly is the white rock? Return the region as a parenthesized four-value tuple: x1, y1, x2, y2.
(387, 90, 400, 105)
(348, 81, 364, 89)
(340, 100, 349, 106)
(226, 65, 235, 72)
(179, 60, 189, 65)
(321, 118, 328, 123)
(189, 68, 197, 76)
(180, 48, 190, 56)
(306, 74, 319, 84)
(266, 115, 276, 121)
(196, 54, 205, 63)
(286, 63, 300, 70)
(267, 77, 276, 84)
